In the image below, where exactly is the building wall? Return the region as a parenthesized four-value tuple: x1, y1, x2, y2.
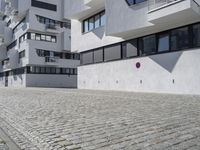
(0, 74, 77, 88)
(78, 48, 200, 95)
(26, 74, 77, 88)
(0, 74, 26, 87)
(71, 21, 123, 52)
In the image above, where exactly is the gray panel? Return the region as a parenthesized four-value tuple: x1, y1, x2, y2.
(104, 44, 121, 61)
(81, 52, 93, 65)
(94, 49, 103, 63)
(126, 40, 138, 57)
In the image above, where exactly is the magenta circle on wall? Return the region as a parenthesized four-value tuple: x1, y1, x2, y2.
(136, 62, 141, 69)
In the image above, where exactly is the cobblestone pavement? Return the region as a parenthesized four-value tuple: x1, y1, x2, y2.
(0, 88, 200, 150)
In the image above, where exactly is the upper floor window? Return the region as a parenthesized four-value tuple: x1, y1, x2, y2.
(31, 0, 57, 11)
(7, 40, 17, 51)
(83, 10, 105, 33)
(19, 50, 26, 60)
(36, 15, 71, 29)
(125, 0, 147, 5)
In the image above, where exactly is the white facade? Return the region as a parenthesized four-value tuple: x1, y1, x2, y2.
(66, 0, 200, 94)
(0, 0, 80, 88)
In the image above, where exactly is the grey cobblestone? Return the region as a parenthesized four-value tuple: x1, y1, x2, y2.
(0, 88, 199, 150)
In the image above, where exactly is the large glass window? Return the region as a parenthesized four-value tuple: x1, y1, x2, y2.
(122, 39, 138, 58)
(100, 11, 106, 26)
(94, 15, 100, 29)
(171, 27, 189, 51)
(80, 22, 200, 66)
(83, 10, 105, 33)
(193, 24, 200, 47)
(94, 48, 103, 63)
(104, 44, 121, 61)
(158, 32, 170, 52)
(89, 18, 94, 31)
(140, 35, 156, 55)
(81, 51, 94, 65)
(84, 20, 89, 33)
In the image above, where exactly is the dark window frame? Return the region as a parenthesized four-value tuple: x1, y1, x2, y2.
(31, 0, 57, 11)
(83, 10, 105, 33)
(80, 21, 200, 66)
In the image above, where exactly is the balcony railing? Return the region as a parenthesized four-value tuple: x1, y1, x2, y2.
(45, 57, 58, 63)
(45, 24, 56, 30)
(148, 0, 184, 12)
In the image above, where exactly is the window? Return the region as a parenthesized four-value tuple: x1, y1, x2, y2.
(36, 49, 45, 57)
(81, 51, 94, 65)
(94, 48, 103, 63)
(83, 20, 89, 33)
(94, 15, 100, 28)
(19, 50, 25, 59)
(31, 0, 57, 11)
(31, 33, 36, 40)
(27, 33, 56, 43)
(104, 44, 121, 61)
(171, 27, 189, 51)
(36, 49, 80, 60)
(51, 36, 56, 43)
(158, 32, 170, 52)
(89, 18, 94, 31)
(122, 39, 138, 58)
(36, 15, 71, 29)
(80, 21, 200, 66)
(100, 11, 106, 26)
(83, 10, 105, 33)
(46, 36, 51, 41)
(19, 33, 28, 44)
(140, 35, 156, 55)
(35, 34, 41, 40)
(7, 40, 17, 51)
(41, 35, 46, 41)
(193, 24, 200, 47)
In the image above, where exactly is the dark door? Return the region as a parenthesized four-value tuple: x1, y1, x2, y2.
(5, 72, 9, 87)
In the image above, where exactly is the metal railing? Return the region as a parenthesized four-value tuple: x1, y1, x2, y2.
(45, 57, 58, 63)
(45, 24, 56, 30)
(148, 0, 184, 12)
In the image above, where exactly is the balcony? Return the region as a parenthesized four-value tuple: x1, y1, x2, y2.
(148, 0, 200, 24)
(148, 0, 184, 12)
(45, 24, 60, 33)
(45, 57, 59, 65)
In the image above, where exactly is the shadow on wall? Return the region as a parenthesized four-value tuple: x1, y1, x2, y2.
(91, 27, 105, 39)
(149, 51, 183, 73)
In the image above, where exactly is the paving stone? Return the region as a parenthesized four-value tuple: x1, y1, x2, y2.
(0, 88, 199, 150)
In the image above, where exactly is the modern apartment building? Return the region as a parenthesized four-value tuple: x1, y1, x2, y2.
(0, 0, 80, 88)
(66, 0, 200, 94)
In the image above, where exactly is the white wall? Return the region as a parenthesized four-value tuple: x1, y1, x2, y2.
(26, 74, 77, 88)
(71, 20, 123, 52)
(78, 48, 200, 95)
